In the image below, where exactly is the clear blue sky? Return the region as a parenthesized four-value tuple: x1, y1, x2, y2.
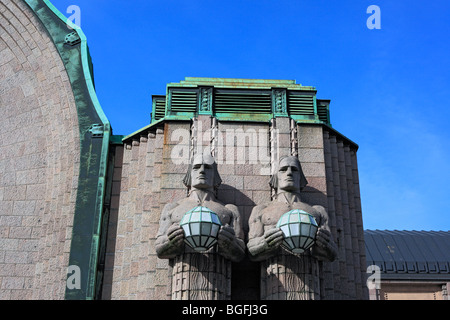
(50, 0, 450, 232)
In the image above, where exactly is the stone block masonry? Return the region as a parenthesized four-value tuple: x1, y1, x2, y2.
(321, 128, 368, 299)
(108, 122, 191, 299)
(0, 0, 80, 300)
(106, 119, 367, 300)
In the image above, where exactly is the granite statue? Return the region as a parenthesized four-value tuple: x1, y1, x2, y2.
(247, 156, 337, 299)
(155, 151, 245, 299)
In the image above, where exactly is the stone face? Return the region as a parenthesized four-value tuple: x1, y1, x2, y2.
(0, 0, 80, 300)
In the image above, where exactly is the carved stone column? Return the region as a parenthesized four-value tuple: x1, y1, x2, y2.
(170, 247, 232, 300)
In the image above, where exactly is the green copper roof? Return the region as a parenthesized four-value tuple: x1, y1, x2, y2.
(122, 76, 359, 148)
(24, 0, 111, 300)
(168, 77, 316, 90)
(149, 77, 329, 125)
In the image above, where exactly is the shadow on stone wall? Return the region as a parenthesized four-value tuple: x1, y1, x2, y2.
(100, 176, 330, 300)
(217, 184, 261, 300)
(220, 184, 329, 300)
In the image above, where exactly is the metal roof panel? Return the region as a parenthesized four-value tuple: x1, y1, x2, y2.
(364, 230, 450, 279)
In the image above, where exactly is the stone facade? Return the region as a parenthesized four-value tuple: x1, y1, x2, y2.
(104, 123, 191, 299)
(1, 1, 369, 300)
(321, 127, 366, 299)
(104, 118, 368, 300)
(0, 0, 80, 299)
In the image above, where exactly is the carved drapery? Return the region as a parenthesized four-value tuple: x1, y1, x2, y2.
(170, 247, 232, 300)
(261, 250, 320, 300)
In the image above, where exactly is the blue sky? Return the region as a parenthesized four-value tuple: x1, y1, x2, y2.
(50, 0, 450, 231)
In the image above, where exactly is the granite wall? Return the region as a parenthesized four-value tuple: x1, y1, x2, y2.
(105, 118, 368, 300)
(0, 0, 80, 299)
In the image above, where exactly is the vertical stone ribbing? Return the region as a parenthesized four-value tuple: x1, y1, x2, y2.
(351, 150, 369, 299)
(337, 141, 356, 298)
(101, 145, 123, 299)
(110, 126, 164, 299)
(344, 145, 361, 298)
(322, 128, 367, 300)
(322, 130, 339, 299)
(160, 122, 190, 299)
(329, 134, 349, 299)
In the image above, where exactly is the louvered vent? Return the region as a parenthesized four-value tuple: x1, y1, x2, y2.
(214, 90, 272, 114)
(317, 104, 329, 124)
(170, 90, 198, 113)
(152, 96, 166, 121)
(288, 93, 315, 116)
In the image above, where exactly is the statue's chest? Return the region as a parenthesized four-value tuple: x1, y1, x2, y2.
(261, 204, 290, 227)
(170, 201, 232, 225)
(261, 202, 317, 227)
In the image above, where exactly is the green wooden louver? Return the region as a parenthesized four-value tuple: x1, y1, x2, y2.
(148, 78, 331, 125)
(287, 92, 315, 116)
(214, 90, 272, 114)
(170, 90, 197, 113)
(317, 99, 330, 125)
(152, 95, 166, 121)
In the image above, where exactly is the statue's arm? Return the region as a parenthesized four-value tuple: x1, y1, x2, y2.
(311, 205, 338, 262)
(217, 204, 246, 262)
(155, 202, 185, 259)
(247, 205, 283, 261)
(225, 204, 245, 241)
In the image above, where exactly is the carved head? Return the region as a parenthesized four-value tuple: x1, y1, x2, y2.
(183, 151, 222, 190)
(269, 156, 308, 193)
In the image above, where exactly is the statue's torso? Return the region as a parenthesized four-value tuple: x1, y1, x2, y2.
(167, 197, 234, 300)
(261, 201, 323, 231)
(168, 198, 234, 226)
(258, 199, 323, 300)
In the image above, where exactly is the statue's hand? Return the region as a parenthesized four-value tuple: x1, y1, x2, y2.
(312, 226, 337, 261)
(155, 224, 185, 259)
(218, 225, 236, 244)
(315, 227, 331, 249)
(217, 225, 245, 262)
(264, 228, 284, 248)
(167, 224, 185, 247)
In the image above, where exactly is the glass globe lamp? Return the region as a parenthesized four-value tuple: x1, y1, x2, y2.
(179, 206, 222, 252)
(276, 209, 318, 254)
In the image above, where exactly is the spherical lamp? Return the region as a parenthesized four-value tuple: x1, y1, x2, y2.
(276, 209, 318, 254)
(179, 206, 222, 252)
